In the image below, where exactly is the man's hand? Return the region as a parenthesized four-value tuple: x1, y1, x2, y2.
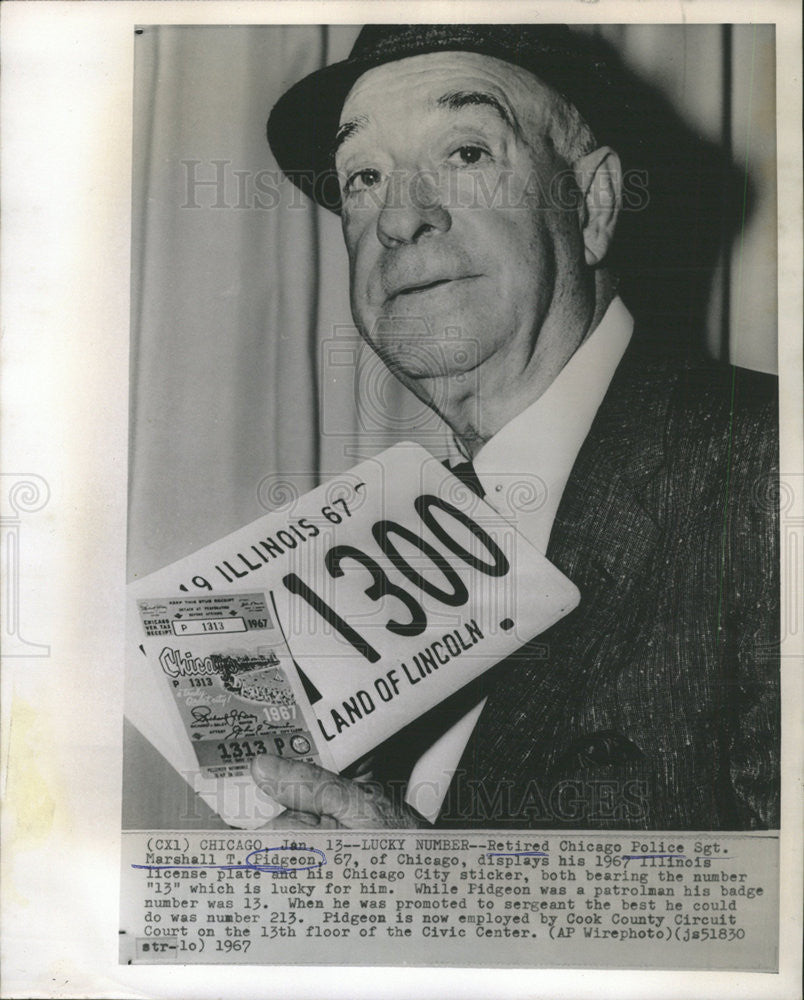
(250, 755, 426, 829)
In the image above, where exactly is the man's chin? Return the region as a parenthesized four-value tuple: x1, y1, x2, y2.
(362, 312, 440, 341)
(359, 312, 484, 379)
(375, 349, 446, 383)
(371, 339, 481, 384)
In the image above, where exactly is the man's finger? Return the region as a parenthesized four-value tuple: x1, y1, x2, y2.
(251, 754, 368, 823)
(257, 809, 341, 831)
(252, 754, 424, 828)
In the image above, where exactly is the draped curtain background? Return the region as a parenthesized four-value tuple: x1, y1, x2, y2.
(128, 24, 776, 580)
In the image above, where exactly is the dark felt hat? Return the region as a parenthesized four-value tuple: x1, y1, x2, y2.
(267, 23, 629, 213)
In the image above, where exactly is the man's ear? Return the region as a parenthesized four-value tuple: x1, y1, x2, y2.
(573, 146, 622, 267)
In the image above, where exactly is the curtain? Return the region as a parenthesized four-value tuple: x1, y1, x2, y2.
(128, 24, 777, 581)
(593, 24, 777, 369)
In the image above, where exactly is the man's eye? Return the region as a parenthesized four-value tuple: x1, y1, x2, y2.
(345, 168, 382, 194)
(448, 145, 490, 167)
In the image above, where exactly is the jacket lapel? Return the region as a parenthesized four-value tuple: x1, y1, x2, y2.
(546, 341, 671, 631)
(449, 343, 677, 794)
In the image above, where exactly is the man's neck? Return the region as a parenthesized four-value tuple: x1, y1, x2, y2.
(435, 279, 616, 459)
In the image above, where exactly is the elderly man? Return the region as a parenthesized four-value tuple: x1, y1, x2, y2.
(251, 25, 779, 830)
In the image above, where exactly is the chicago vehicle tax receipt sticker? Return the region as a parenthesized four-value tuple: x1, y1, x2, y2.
(136, 592, 328, 781)
(127, 443, 580, 824)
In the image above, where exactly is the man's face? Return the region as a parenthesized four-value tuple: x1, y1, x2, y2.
(335, 51, 589, 387)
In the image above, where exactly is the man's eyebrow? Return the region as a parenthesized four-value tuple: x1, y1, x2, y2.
(435, 90, 519, 133)
(331, 91, 518, 162)
(332, 116, 369, 160)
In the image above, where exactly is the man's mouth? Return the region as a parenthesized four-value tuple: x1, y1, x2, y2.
(388, 275, 480, 299)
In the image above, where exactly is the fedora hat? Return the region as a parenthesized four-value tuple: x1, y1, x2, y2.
(267, 23, 630, 214)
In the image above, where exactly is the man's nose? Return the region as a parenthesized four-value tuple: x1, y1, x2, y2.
(376, 170, 451, 248)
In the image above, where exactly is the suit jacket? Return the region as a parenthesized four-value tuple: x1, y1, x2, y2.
(432, 339, 780, 831)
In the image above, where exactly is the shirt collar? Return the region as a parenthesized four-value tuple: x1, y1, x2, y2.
(448, 296, 634, 551)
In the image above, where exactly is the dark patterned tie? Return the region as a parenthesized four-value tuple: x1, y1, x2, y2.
(447, 459, 485, 498)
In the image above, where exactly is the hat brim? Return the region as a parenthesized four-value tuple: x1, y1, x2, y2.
(267, 53, 389, 215)
(267, 26, 627, 214)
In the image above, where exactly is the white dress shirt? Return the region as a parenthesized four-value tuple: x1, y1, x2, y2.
(405, 296, 634, 822)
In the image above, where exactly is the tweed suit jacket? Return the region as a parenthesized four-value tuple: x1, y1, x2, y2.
(434, 338, 780, 831)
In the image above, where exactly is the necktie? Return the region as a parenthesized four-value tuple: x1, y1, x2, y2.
(447, 459, 485, 498)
